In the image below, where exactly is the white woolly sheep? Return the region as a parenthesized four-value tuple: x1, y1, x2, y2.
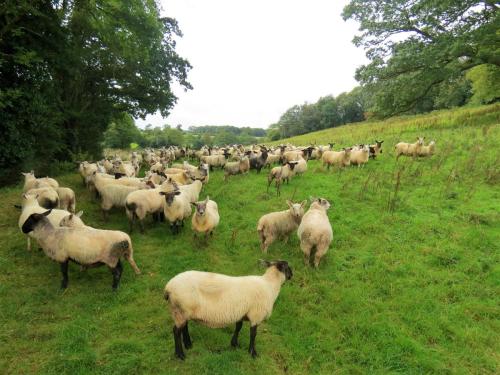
(297, 197, 333, 268)
(179, 180, 203, 203)
(191, 196, 220, 239)
(100, 184, 142, 219)
(322, 148, 352, 169)
(350, 145, 370, 167)
(22, 171, 59, 192)
(164, 260, 292, 359)
(21, 210, 140, 289)
(223, 156, 250, 180)
(267, 161, 298, 196)
(293, 157, 308, 175)
(125, 183, 166, 233)
(26, 187, 59, 209)
(395, 137, 425, 159)
(417, 140, 436, 157)
(160, 186, 192, 234)
(56, 187, 76, 213)
(257, 200, 306, 252)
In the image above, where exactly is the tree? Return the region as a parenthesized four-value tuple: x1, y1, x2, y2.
(466, 64, 500, 104)
(343, 0, 499, 117)
(103, 113, 143, 149)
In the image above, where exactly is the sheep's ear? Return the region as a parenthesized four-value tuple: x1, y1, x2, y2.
(76, 211, 83, 218)
(68, 214, 73, 220)
(42, 209, 52, 216)
(159, 191, 167, 196)
(286, 200, 293, 208)
(258, 259, 271, 268)
(174, 191, 181, 196)
(300, 200, 307, 208)
(22, 193, 27, 199)
(309, 196, 316, 203)
(205, 196, 209, 203)
(14, 204, 22, 210)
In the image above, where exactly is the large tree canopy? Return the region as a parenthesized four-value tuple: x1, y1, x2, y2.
(0, 0, 191, 184)
(343, 0, 499, 116)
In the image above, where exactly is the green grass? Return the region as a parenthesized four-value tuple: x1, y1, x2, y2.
(1, 104, 499, 374)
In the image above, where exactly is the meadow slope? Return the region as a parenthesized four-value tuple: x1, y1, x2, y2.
(0, 104, 499, 374)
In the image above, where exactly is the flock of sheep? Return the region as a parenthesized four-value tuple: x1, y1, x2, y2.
(16, 136, 435, 359)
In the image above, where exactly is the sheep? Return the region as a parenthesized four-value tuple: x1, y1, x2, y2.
(100, 184, 142, 220)
(417, 140, 436, 157)
(160, 186, 192, 234)
(55, 187, 76, 213)
(293, 157, 308, 176)
(164, 260, 292, 359)
(22, 171, 59, 192)
(249, 149, 268, 173)
(21, 210, 140, 289)
(179, 180, 203, 203)
(125, 183, 167, 233)
(17, 193, 73, 251)
(267, 161, 298, 196)
(201, 149, 230, 170)
(223, 156, 249, 180)
(59, 210, 85, 228)
(297, 197, 333, 268)
(26, 187, 59, 209)
(264, 153, 281, 167)
(369, 140, 384, 159)
(395, 137, 425, 160)
(164, 171, 194, 186)
(349, 145, 370, 167)
(257, 200, 306, 252)
(191, 196, 220, 239)
(322, 148, 352, 169)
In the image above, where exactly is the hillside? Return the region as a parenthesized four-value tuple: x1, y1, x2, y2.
(0, 104, 499, 374)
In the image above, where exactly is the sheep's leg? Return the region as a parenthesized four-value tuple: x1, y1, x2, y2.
(173, 325, 186, 360)
(182, 322, 192, 349)
(231, 320, 243, 347)
(125, 252, 141, 275)
(248, 325, 258, 358)
(111, 260, 123, 290)
(139, 219, 145, 234)
(60, 260, 69, 289)
(27, 237, 31, 251)
(129, 215, 134, 233)
(301, 242, 312, 266)
(314, 244, 329, 268)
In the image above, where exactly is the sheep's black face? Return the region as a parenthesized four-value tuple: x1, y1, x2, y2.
(21, 210, 51, 233)
(161, 191, 181, 206)
(276, 261, 293, 280)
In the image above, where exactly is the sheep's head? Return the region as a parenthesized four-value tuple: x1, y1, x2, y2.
(286, 200, 306, 221)
(159, 186, 181, 206)
(259, 259, 293, 280)
(310, 197, 331, 210)
(59, 211, 84, 228)
(287, 161, 298, 170)
(192, 197, 209, 216)
(417, 137, 424, 145)
(21, 171, 35, 180)
(376, 140, 384, 147)
(21, 193, 39, 207)
(343, 147, 353, 156)
(22, 210, 51, 233)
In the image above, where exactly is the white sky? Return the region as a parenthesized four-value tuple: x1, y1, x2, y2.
(136, 0, 367, 129)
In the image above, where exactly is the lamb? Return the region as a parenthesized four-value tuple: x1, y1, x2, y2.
(160, 186, 192, 234)
(224, 156, 249, 180)
(349, 145, 370, 167)
(179, 180, 203, 203)
(22, 171, 59, 192)
(267, 161, 298, 196)
(17, 193, 73, 250)
(191, 196, 220, 239)
(26, 187, 59, 209)
(56, 187, 76, 213)
(257, 200, 306, 252)
(297, 197, 333, 268)
(395, 137, 425, 160)
(369, 140, 384, 159)
(21, 210, 140, 289)
(164, 260, 292, 359)
(125, 183, 167, 233)
(417, 140, 436, 157)
(322, 148, 352, 169)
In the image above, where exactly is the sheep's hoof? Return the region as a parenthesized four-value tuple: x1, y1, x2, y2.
(231, 339, 239, 348)
(184, 341, 193, 350)
(249, 349, 258, 358)
(176, 352, 186, 360)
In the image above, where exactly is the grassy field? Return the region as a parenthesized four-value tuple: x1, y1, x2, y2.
(1, 104, 499, 374)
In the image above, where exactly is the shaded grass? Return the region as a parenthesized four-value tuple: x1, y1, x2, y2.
(0, 105, 499, 374)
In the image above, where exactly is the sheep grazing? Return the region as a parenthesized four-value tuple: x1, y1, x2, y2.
(369, 140, 384, 159)
(417, 140, 436, 157)
(395, 137, 425, 160)
(26, 187, 59, 209)
(55, 187, 76, 213)
(164, 260, 292, 359)
(297, 197, 333, 268)
(350, 145, 370, 167)
(267, 161, 298, 196)
(22, 210, 140, 289)
(160, 185, 192, 234)
(257, 200, 306, 252)
(322, 148, 352, 169)
(223, 156, 250, 180)
(22, 171, 59, 192)
(191, 196, 220, 239)
(17, 193, 73, 251)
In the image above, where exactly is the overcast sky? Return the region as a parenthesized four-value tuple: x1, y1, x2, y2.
(136, 0, 367, 130)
